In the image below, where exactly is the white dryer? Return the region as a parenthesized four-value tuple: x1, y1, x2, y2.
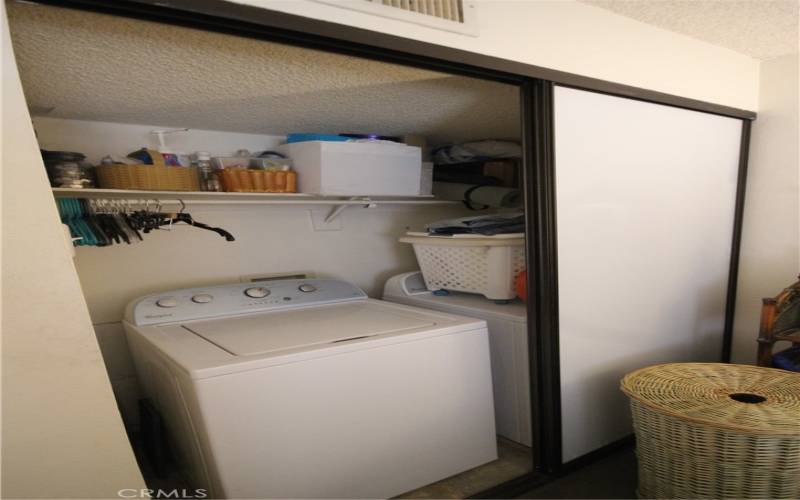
(384, 272, 531, 447)
(123, 279, 497, 499)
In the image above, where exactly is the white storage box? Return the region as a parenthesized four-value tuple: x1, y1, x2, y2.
(399, 233, 526, 301)
(278, 141, 422, 196)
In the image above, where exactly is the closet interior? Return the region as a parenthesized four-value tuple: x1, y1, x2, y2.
(8, 2, 532, 498)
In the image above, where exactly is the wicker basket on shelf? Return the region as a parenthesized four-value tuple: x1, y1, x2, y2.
(96, 150, 200, 191)
(621, 363, 800, 499)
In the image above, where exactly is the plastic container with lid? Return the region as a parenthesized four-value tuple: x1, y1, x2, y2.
(277, 140, 421, 196)
(41, 150, 96, 188)
(193, 152, 220, 192)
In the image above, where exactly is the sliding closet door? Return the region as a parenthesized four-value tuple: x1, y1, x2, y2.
(554, 86, 743, 463)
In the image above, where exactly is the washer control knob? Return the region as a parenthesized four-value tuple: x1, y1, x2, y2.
(298, 284, 317, 293)
(156, 297, 178, 308)
(244, 287, 270, 299)
(191, 294, 213, 304)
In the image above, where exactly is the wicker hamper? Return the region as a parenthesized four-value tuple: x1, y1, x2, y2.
(621, 363, 800, 499)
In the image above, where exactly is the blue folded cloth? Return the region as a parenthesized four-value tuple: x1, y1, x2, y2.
(773, 346, 800, 372)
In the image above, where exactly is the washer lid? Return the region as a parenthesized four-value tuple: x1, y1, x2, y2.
(181, 301, 435, 356)
(127, 298, 488, 379)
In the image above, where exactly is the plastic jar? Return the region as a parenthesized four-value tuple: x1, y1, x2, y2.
(194, 152, 220, 191)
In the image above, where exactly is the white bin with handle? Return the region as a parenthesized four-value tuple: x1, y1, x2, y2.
(399, 233, 526, 301)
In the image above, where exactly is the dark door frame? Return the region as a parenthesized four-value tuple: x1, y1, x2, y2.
(20, 0, 755, 495)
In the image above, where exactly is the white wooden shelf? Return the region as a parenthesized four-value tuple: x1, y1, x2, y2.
(52, 188, 456, 222)
(52, 188, 452, 205)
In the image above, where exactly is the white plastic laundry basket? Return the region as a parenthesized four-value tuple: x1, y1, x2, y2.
(399, 233, 526, 301)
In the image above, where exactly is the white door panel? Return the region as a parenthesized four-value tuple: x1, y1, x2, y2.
(554, 86, 742, 462)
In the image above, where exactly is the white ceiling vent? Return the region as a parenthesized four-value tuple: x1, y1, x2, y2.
(315, 0, 478, 36)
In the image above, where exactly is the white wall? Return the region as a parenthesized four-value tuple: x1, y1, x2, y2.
(0, 6, 145, 498)
(233, 0, 760, 111)
(732, 53, 800, 364)
(33, 117, 285, 164)
(73, 204, 463, 322)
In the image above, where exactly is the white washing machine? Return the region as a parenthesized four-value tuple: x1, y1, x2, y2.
(384, 272, 531, 447)
(123, 279, 497, 499)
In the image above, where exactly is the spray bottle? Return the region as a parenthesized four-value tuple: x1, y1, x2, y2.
(151, 128, 188, 166)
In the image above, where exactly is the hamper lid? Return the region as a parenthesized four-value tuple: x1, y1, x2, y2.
(620, 363, 800, 435)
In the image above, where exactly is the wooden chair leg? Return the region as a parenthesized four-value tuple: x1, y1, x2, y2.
(756, 298, 777, 367)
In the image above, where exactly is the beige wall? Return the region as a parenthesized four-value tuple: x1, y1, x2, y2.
(234, 0, 760, 110)
(1, 5, 145, 498)
(731, 53, 800, 364)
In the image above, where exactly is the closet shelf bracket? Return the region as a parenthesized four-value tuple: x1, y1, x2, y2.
(324, 197, 378, 223)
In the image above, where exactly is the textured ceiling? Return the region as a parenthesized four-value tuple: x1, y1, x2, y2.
(7, 3, 519, 144)
(581, 0, 799, 60)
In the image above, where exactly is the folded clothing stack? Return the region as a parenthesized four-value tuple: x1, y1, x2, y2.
(432, 140, 521, 165)
(426, 212, 524, 236)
